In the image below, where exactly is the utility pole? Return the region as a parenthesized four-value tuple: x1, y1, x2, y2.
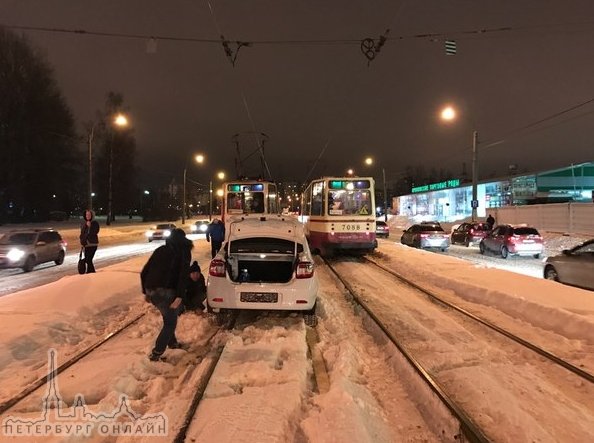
(471, 130, 479, 222)
(87, 125, 94, 211)
(382, 167, 388, 222)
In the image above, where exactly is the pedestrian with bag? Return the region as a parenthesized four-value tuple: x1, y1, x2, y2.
(141, 228, 193, 361)
(205, 218, 225, 259)
(185, 261, 207, 312)
(79, 209, 100, 273)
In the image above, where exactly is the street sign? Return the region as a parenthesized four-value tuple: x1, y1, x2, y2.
(471, 200, 479, 208)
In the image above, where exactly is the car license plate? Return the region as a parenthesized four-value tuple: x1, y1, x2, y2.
(240, 292, 278, 303)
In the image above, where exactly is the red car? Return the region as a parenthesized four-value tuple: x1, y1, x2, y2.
(479, 224, 544, 259)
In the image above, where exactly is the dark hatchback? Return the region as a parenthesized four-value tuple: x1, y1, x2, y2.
(451, 222, 491, 247)
(375, 221, 390, 238)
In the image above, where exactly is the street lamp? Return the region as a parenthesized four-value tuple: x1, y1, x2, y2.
(364, 157, 388, 221)
(440, 105, 479, 221)
(107, 113, 129, 226)
(208, 171, 226, 221)
(182, 153, 205, 224)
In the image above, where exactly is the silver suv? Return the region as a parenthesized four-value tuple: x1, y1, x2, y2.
(0, 229, 67, 272)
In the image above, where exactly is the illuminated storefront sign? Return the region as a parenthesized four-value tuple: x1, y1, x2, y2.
(411, 179, 460, 194)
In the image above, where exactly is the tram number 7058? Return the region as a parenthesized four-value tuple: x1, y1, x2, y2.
(341, 224, 361, 231)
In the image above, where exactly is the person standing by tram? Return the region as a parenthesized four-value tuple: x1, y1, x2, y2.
(206, 218, 225, 258)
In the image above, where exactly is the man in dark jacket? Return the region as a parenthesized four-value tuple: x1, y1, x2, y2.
(141, 228, 193, 361)
(80, 209, 100, 273)
(205, 218, 225, 258)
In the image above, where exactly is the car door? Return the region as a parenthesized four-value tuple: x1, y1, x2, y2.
(401, 226, 415, 245)
(483, 226, 502, 252)
(561, 243, 594, 289)
(36, 232, 52, 263)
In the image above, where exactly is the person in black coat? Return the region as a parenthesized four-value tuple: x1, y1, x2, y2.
(486, 214, 495, 229)
(79, 209, 100, 273)
(141, 228, 193, 361)
(205, 218, 225, 259)
(185, 261, 207, 311)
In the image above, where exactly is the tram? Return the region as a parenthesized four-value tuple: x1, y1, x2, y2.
(220, 179, 281, 235)
(300, 176, 377, 256)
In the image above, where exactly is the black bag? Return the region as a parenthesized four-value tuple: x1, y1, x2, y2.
(78, 247, 86, 275)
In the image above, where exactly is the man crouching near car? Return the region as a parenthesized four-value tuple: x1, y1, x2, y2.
(141, 228, 193, 361)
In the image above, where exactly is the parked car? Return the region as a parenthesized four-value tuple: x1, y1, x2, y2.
(544, 239, 594, 290)
(190, 219, 210, 234)
(207, 216, 319, 326)
(479, 224, 544, 259)
(400, 223, 450, 251)
(0, 229, 67, 272)
(145, 223, 176, 242)
(451, 222, 491, 247)
(375, 220, 390, 238)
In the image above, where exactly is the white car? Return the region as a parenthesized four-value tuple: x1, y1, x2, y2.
(145, 223, 176, 242)
(190, 219, 210, 234)
(207, 215, 319, 326)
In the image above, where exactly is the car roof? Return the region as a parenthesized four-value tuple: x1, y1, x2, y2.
(229, 216, 305, 242)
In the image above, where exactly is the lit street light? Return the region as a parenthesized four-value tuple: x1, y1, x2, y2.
(182, 153, 205, 224)
(440, 105, 479, 221)
(107, 113, 129, 226)
(209, 171, 226, 221)
(364, 157, 388, 222)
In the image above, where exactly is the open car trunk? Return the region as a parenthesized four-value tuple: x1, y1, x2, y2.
(225, 237, 303, 283)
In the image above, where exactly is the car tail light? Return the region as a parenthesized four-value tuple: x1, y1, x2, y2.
(209, 259, 226, 277)
(296, 261, 314, 279)
(419, 233, 429, 238)
(60, 240, 67, 247)
(508, 235, 520, 244)
(470, 228, 475, 235)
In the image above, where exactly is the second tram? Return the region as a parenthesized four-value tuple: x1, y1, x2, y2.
(220, 179, 281, 235)
(300, 177, 377, 256)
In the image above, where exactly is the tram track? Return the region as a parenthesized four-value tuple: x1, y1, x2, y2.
(322, 255, 594, 442)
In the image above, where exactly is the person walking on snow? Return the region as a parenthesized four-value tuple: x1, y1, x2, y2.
(205, 218, 225, 258)
(141, 228, 193, 361)
(79, 209, 100, 273)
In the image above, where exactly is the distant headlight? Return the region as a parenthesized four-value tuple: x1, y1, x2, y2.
(164, 230, 171, 237)
(7, 248, 25, 262)
(199, 224, 208, 232)
(145, 231, 154, 237)
(191, 225, 198, 232)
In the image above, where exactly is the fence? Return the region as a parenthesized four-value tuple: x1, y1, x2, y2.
(494, 203, 594, 236)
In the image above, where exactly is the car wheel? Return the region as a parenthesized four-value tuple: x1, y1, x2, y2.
(533, 253, 541, 259)
(501, 246, 509, 259)
(54, 250, 65, 265)
(22, 256, 35, 272)
(479, 242, 485, 255)
(544, 265, 559, 281)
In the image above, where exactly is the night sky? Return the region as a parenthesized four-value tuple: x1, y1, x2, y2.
(2, 0, 594, 189)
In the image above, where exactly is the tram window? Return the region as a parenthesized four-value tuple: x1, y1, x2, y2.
(228, 192, 244, 212)
(247, 192, 265, 213)
(312, 182, 324, 216)
(328, 190, 371, 215)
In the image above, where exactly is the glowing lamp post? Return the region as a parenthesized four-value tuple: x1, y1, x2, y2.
(107, 113, 129, 225)
(182, 153, 205, 224)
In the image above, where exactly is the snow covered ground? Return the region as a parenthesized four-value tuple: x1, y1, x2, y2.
(0, 218, 593, 442)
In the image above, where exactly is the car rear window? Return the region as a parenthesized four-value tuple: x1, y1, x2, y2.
(419, 224, 443, 232)
(473, 224, 490, 231)
(229, 237, 304, 254)
(513, 227, 540, 236)
(377, 221, 387, 227)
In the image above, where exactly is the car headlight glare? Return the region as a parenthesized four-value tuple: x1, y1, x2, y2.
(200, 225, 208, 232)
(7, 248, 25, 262)
(164, 230, 171, 237)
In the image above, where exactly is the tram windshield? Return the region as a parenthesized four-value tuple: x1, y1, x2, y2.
(327, 180, 372, 216)
(328, 190, 372, 215)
